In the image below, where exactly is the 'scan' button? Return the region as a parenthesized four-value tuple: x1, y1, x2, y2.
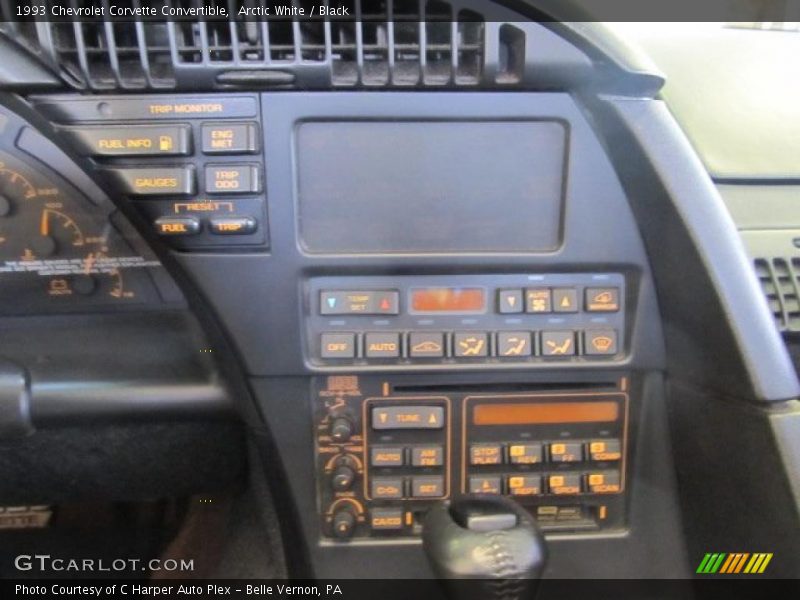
(201, 122, 260, 154)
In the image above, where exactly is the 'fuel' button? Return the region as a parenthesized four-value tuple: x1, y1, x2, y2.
(208, 217, 257, 235)
(154, 217, 200, 236)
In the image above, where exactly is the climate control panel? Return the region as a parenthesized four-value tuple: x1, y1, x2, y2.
(306, 273, 626, 368)
(314, 375, 629, 542)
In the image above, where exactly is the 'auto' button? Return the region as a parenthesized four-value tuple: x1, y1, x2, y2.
(209, 217, 258, 235)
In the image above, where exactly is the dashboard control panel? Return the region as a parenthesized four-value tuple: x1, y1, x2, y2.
(30, 94, 268, 252)
(307, 273, 626, 368)
(314, 376, 629, 541)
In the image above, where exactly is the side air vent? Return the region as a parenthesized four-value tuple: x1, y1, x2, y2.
(754, 257, 800, 333)
(0, 0, 569, 92)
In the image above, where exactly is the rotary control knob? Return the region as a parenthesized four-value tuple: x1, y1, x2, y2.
(331, 464, 356, 492)
(329, 416, 354, 443)
(331, 508, 356, 540)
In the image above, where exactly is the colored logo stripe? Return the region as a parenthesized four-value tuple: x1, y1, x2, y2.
(697, 553, 773, 574)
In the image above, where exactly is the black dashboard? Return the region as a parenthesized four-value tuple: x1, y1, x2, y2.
(0, 3, 799, 590)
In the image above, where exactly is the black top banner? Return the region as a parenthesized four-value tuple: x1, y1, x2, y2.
(1, 0, 800, 22)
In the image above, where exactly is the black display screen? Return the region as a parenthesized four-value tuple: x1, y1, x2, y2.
(295, 120, 567, 254)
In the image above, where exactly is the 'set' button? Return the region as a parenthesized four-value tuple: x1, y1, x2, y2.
(371, 477, 404, 499)
(411, 476, 445, 498)
(154, 217, 200, 236)
(209, 217, 258, 235)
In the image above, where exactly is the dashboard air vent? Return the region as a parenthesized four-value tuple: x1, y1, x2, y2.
(0, 0, 553, 91)
(754, 257, 800, 333)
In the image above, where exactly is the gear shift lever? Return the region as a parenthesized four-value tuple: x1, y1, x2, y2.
(423, 495, 547, 600)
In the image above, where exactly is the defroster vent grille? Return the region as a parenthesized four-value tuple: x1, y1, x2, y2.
(0, 0, 544, 91)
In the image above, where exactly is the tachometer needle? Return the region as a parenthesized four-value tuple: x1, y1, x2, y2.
(83, 252, 96, 275)
(40, 209, 49, 236)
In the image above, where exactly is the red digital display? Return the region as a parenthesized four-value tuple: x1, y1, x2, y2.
(410, 288, 486, 313)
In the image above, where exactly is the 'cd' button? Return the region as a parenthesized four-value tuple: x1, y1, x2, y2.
(209, 217, 257, 235)
(154, 217, 200, 236)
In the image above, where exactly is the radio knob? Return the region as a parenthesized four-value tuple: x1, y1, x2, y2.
(331, 465, 356, 492)
(330, 417, 354, 443)
(331, 508, 356, 539)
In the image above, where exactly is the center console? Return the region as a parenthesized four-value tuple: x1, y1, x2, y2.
(314, 375, 629, 541)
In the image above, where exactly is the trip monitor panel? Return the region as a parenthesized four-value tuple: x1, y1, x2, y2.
(295, 120, 567, 254)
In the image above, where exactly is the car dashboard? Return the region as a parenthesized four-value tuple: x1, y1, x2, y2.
(0, 3, 798, 589)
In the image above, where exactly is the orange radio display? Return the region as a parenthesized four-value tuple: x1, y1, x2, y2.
(410, 288, 486, 313)
(473, 401, 619, 426)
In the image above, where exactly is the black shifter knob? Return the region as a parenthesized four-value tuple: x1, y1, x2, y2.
(423, 495, 547, 600)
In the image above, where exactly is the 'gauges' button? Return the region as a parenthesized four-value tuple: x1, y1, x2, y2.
(208, 216, 258, 235)
(154, 217, 200, 236)
(205, 164, 261, 194)
(201, 122, 260, 154)
(320, 333, 356, 359)
(65, 125, 192, 157)
(105, 166, 196, 196)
